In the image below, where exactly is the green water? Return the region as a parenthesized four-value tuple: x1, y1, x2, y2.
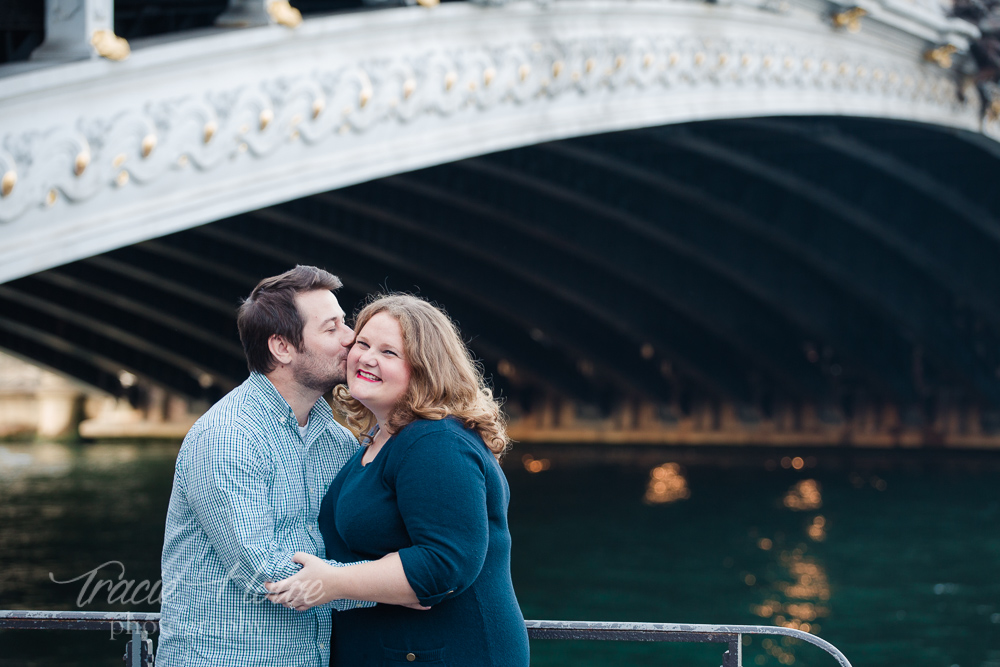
(1, 442, 998, 667)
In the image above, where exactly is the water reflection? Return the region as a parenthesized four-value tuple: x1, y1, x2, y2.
(746, 475, 835, 665)
(782, 479, 822, 510)
(643, 462, 691, 504)
(522, 454, 551, 473)
(750, 547, 832, 666)
(807, 515, 826, 542)
(0, 443, 73, 478)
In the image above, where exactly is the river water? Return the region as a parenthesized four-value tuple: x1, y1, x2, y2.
(0, 441, 998, 667)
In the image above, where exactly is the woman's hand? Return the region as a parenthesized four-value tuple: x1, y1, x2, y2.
(265, 552, 339, 611)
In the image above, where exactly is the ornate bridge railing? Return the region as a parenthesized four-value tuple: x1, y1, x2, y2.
(0, 610, 853, 667)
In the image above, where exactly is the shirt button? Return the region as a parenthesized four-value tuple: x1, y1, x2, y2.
(278, 417, 286, 424)
(406, 653, 416, 662)
(318, 643, 326, 649)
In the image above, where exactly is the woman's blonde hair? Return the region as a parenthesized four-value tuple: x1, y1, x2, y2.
(333, 294, 510, 458)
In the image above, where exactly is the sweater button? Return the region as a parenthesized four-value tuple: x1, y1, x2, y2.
(406, 653, 416, 661)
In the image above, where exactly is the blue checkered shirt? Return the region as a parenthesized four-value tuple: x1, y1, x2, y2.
(158, 373, 371, 667)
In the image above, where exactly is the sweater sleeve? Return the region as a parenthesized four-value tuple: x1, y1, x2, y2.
(393, 429, 489, 607)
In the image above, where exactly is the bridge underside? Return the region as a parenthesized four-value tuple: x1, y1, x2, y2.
(3, 114, 1000, 444)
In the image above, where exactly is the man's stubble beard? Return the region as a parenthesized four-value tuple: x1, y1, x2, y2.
(292, 344, 347, 394)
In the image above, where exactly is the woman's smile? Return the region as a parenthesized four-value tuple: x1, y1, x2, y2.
(346, 312, 411, 423)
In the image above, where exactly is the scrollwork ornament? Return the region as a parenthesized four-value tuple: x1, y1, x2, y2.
(0, 34, 978, 225)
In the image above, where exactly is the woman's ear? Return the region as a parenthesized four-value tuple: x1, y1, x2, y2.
(268, 334, 295, 367)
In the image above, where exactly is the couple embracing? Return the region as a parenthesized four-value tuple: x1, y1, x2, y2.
(157, 266, 530, 666)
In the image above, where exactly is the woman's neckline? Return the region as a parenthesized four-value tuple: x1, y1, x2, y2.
(360, 426, 391, 467)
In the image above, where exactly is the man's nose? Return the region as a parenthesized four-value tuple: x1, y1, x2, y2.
(341, 325, 355, 345)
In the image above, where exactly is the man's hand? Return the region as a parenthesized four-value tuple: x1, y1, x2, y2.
(264, 552, 335, 611)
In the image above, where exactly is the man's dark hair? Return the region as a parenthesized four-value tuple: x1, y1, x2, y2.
(237, 265, 343, 374)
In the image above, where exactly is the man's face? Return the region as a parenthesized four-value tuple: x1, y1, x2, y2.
(288, 290, 354, 393)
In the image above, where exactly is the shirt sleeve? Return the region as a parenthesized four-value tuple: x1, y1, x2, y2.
(186, 424, 374, 610)
(394, 430, 489, 607)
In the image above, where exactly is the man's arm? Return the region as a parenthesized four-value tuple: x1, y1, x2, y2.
(185, 425, 370, 612)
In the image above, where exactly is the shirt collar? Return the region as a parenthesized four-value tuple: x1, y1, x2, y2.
(247, 372, 337, 431)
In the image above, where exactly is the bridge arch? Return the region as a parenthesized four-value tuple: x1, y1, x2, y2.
(3, 0, 1000, 442)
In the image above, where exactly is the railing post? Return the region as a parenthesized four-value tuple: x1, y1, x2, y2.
(215, 1, 302, 28)
(31, 0, 127, 62)
(122, 623, 153, 667)
(722, 634, 742, 667)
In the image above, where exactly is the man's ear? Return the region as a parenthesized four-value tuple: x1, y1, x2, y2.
(268, 335, 295, 367)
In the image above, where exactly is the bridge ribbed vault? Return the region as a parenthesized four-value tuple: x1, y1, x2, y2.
(3, 115, 1000, 426)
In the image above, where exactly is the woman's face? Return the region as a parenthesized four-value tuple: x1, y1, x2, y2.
(347, 312, 412, 423)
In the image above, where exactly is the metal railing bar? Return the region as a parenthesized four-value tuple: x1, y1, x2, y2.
(0, 611, 851, 667)
(0, 610, 159, 632)
(526, 621, 852, 667)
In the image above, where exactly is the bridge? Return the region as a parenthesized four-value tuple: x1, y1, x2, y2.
(3, 0, 1000, 446)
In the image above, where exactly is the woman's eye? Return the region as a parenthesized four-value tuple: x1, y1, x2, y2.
(384, 350, 396, 357)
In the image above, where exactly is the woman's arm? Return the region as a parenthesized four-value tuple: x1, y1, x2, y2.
(393, 431, 490, 607)
(264, 552, 424, 611)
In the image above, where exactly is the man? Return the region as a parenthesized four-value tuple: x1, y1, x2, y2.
(157, 265, 371, 667)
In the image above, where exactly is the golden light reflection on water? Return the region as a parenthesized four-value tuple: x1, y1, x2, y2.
(522, 454, 551, 473)
(643, 462, 691, 504)
(747, 476, 835, 665)
(807, 515, 827, 541)
(752, 548, 831, 639)
(783, 479, 822, 510)
(759, 637, 802, 665)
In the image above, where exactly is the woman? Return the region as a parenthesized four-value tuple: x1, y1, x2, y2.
(265, 294, 530, 666)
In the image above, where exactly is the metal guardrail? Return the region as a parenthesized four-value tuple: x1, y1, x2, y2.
(0, 611, 852, 667)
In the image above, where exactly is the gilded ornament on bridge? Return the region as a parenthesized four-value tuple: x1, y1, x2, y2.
(90, 30, 131, 61)
(259, 109, 274, 131)
(141, 135, 157, 158)
(267, 1, 302, 28)
(924, 44, 957, 69)
(0, 33, 976, 225)
(74, 151, 90, 177)
(831, 7, 867, 33)
(312, 98, 326, 119)
(1, 171, 15, 198)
